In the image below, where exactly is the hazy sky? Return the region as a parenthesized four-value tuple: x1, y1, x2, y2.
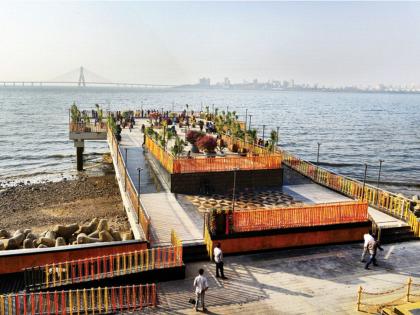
(1, 1, 420, 86)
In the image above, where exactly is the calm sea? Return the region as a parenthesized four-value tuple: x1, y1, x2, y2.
(0, 87, 419, 197)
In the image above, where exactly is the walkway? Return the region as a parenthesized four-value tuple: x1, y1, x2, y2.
(119, 121, 204, 246)
(283, 168, 408, 230)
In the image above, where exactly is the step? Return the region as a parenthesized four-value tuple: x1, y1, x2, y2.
(379, 226, 416, 244)
(183, 243, 209, 263)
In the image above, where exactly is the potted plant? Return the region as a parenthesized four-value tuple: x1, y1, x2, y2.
(217, 138, 226, 155)
(186, 130, 204, 153)
(171, 136, 186, 157)
(238, 147, 248, 157)
(197, 135, 217, 156)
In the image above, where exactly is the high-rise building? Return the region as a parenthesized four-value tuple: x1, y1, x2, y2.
(199, 78, 210, 88)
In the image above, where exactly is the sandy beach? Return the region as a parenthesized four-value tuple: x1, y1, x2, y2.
(0, 174, 129, 235)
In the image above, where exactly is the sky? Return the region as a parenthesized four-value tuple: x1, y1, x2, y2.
(1, 1, 420, 86)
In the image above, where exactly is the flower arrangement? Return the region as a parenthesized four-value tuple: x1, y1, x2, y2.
(197, 135, 217, 153)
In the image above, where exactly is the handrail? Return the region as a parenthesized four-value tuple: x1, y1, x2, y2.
(69, 122, 107, 133)
(0, 283, 156, 314)
(144, 133, 281, 174)
(24, 246, 183, 290)
(231, 201, 368, 233)
(280, 149, 420, 237)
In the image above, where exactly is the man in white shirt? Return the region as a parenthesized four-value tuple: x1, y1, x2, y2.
(361, 231, 374, 262)
(213, 243, 227, 279)
(193, 268, 208, 312)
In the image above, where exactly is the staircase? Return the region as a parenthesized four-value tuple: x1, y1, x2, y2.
(182, 242, 209, 262)
(379, 226, 416, 244)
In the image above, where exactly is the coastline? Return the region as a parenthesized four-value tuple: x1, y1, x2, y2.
(0, 173, 129, 235)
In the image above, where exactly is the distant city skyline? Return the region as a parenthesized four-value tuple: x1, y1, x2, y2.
(1, 2, 420, 86)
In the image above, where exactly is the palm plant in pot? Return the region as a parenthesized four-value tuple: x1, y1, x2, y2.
(186, 130, 204, 153)
(171, 136, 186, 157)
(197, 135, 217, 157)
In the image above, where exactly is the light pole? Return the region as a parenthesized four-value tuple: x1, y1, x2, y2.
(362, 163, 368, 200)
(262, 125, 266, 142)
(232, 167, 240, 212)
(377, 159, 384, 188)
(316, 142, 321, 165)
(137, 167, 143, 224)
(245, 109, 248, 130)
(248, 115, 252, 130)
(276, 127, 280, 146)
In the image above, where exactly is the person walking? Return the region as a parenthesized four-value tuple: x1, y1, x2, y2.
(214, 243, 227, 279)
(193, 268, 208, 312)
(364, 236, 384, 269)
(361, 230, 374, 262)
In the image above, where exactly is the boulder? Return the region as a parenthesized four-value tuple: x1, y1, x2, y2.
(0, 242, 4, 250)
(110, 230, 122, 241)
(0, 229, 10, 239)
(45, 231, 56, 241)
(23, 229, 32, 237)
(55, 237, 66, 247)
(38, 244, 48, 248)
(39, 237, 55, 247)
(25, 233, 38, 241)
(99, 230, 114, 242)
(77, 233, 101, 244)
(53, 224, 79, 239)
(76, 218, 99, 235)
(88, 231, 100, 238)
(23, 239, 34, 249)
(97, 219, 109, 232)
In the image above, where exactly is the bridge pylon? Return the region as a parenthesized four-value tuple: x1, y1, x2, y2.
(78, 66, 86, 87)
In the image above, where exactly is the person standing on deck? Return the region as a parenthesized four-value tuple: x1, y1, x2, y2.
(193, 268, 208, 312)
(361, 230, 374, 262)
(214, 243, 227, 279)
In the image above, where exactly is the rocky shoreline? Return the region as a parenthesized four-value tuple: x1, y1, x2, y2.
(0, 174, 129, 235)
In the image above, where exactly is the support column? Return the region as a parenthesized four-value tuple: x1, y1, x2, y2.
(74, 140, 85, 171)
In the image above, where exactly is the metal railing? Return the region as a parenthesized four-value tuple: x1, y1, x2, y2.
(232, 201, 368, 233)
(69, 122, 107, 133)
(281, 150, 420, 237)
(0, 284, 156, 315)
(145, 134, 281, 174)
(24, 246, 183, 291)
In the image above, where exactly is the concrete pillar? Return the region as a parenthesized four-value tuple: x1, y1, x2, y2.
(74, 140, 85, 171)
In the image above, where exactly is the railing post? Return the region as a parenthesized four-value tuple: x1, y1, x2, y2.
(357, 286, 362, 311)
(407, 277, 412, 302)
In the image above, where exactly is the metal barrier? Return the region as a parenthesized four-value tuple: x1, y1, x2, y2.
(107, 128, 151, 241)
(357, 277, 420, 313)
(0, 284, 156, 315)
(145, 134, 281, 174)
(69, 122, 107, 133)
(281, 150, 420, 237)
(144, 136, 174, 173)
(232, 201, 368, 233)
(24, 246, 182, 291)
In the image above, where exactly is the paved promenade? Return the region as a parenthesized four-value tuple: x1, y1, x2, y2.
(151, 241, 420, 314)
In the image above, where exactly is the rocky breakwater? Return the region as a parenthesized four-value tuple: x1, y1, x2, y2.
(0, 218, 134, 250)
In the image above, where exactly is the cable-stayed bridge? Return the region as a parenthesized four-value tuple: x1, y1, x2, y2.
(0, 66, 176, 88)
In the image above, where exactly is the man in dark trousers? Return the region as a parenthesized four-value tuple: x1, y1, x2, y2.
(365, 235, 384, 269)
(213, 243, 227, 279)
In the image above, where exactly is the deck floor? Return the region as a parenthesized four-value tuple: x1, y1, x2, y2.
(119, 122, 204, 246)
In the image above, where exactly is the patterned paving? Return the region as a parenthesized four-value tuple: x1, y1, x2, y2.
(184, 190, 303, 212)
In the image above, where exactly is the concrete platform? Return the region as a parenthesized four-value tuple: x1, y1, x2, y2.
(151, 241, 420, 314)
